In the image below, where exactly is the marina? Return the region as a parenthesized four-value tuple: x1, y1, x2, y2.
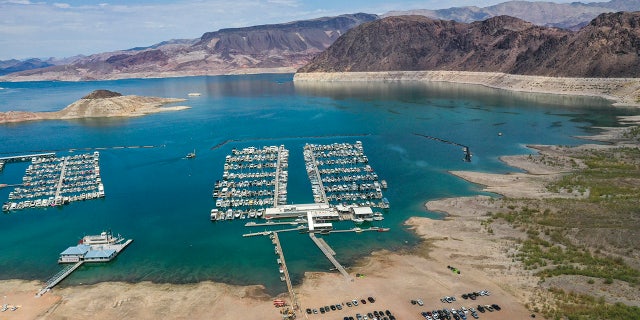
(210, 145, 289, 221)
(2, 152, 105, 212)
(304, 141, 388, 209)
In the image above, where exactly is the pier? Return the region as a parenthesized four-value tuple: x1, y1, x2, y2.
(272, 232, 299, 311)
(303, 146, 328, 204)
(245, 221, 301, 227)
(53, 157, 68, 200)
(36, 261, 84, 296)
(309, 233, 353, 282)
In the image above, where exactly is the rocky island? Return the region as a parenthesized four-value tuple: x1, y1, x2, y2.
(0, 90, 189, 124)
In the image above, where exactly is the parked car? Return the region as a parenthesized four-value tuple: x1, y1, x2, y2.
(368, 296, 376, 303)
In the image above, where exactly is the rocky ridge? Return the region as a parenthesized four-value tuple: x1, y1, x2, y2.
(297, 12, 640, 78)
(1, 14, 376, 81)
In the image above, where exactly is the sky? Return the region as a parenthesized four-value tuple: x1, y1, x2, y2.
(0, 0, 609, 60)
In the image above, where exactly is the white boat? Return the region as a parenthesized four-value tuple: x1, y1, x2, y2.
(186, 149, 196, 159)
(80, 231, 123, 245)
(210, 209, 218, 221)
(187, 92, 201, 96)
(352, 218, 364, 225)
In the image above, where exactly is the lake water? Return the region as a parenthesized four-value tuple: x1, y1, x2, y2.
(0, 74, 636, 294)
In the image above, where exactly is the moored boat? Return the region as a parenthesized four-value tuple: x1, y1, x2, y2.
(79, 230, 123, 245)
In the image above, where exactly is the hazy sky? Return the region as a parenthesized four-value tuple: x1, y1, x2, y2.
(0, 0, 609, 60)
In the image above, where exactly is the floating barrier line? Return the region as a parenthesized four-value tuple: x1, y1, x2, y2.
(413, 133, 472, 162)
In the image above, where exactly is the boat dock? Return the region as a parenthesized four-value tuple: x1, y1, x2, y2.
(303, 141, 389, 210)
(242, 226, 305, 237)
(3, 152, 105, 212)
(309, 233, 353, 282)
(304, 147, 328, 204)
(245, 221, 301, 227)
(0, 153, 56, 164)
(271, 232, 299, 310)
(36, 261, 84, 297)
(211, 145, 289, 221)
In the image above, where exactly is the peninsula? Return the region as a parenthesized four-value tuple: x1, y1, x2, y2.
(0, 90, 189, 124)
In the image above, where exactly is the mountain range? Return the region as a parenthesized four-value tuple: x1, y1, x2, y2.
(298, 12, 640, 78)
(1, 0, 640, 81)
(384, 0, 640, 30)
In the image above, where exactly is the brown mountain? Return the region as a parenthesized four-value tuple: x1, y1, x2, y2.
(298, 12, 640, 78)
(384, 0, 640, 30)
(1, 13, 376, 81)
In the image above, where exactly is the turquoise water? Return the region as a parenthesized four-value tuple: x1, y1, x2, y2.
(0, 74, 637, 294)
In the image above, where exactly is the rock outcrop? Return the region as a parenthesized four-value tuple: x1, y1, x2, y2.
(0, 90, 188, 124)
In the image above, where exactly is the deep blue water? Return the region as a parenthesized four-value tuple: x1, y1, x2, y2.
(0, 74, 637, 294)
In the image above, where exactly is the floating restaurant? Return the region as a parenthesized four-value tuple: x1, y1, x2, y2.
(59, 231, 132, 263)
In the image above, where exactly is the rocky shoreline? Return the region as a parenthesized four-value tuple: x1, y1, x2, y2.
(294, 71, 640, 107)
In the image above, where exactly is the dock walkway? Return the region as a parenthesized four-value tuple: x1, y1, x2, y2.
(54, 157, 68, 200)
(272, 232, 299, 310)
(0, 153, 56, 164)
(37, 261, 84, 296)
(309, 233, 353, 282)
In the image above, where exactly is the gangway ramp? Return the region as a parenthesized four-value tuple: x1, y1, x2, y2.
(309, 233, 353, 282)
(37, 261, 84, 296)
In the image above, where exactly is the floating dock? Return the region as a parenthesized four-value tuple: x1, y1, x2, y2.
(0, 153, 56, 164)
(3, 152, 104, 212)
(211, 145, 289, 220)
(271, 232, 299, 311)
(303, 141, 389, 209)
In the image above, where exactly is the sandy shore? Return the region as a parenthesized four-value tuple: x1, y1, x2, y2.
(294, 71, 640, 107)
(0, 238, 534, 320)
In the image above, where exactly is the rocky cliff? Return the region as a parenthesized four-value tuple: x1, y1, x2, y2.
(298, 12, 640, 78)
